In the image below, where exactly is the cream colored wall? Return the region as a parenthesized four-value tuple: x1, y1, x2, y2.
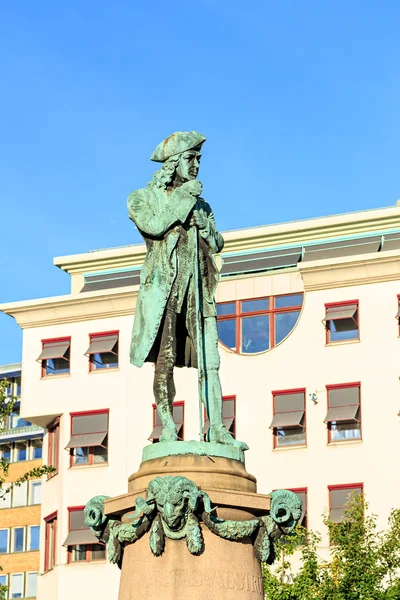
(217, 274, 400, 552)
(16, 254, 400, 595)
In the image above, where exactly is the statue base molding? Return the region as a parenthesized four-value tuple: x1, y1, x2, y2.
(105, 451, 269, 600)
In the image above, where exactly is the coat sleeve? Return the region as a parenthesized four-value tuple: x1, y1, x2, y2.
(127, 187, 197, 238)
(199, 203, 225, 254)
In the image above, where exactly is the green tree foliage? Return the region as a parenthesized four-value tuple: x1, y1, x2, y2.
(0, 379, 55, 600)
(263, 493, 400, 600)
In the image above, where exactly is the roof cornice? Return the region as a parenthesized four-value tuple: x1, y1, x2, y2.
(2, 248, 400, 328)
(0, 288, 138, 329)
(54, 205, 400, 275)
(299, 248, 400, 291)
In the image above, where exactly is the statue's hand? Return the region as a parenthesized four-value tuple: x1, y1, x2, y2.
(181, 179, 202, 197)
(190, 210, 207, 230)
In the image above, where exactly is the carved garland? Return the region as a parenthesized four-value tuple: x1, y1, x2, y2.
(84, 476, 302, 568)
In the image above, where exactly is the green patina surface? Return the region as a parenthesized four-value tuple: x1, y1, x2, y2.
(85, 478, 302, 566)
(127, 131, 248, 452)
(142, 440, 245, 463)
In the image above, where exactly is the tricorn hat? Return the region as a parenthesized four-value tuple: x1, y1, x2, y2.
(151, 131, 206, 162)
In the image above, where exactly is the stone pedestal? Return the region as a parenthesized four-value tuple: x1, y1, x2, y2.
(103, 444, 270, 600)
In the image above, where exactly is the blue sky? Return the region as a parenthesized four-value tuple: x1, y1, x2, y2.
(1, 1, 400, 364)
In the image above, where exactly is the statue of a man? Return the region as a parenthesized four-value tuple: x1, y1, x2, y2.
(128, 131, 247, 451)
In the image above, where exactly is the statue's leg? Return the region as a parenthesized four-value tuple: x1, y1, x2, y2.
(202, 317, 249, 451)
(153, 308, 178, 442)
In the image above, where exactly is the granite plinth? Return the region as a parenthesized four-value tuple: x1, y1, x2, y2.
(109, 452, 268, 600)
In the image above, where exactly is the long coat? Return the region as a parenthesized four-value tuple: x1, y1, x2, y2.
(127, 182, 224, 368)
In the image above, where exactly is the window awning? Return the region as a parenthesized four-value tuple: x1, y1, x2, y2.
(324, 405, 359, 423)
(270, 411, 304, 429)
(274, 393, 304, 413)
(396, 306, 400, 319)
(37, 341, 70, 362)
(63, 529, 99, 546)
(148, 423, 182, 442)
(72, 413, 108, 435)
(65, 431, 107, 449)
(85, 335, 118, 356)
(324, 305, 358, 322)
(148, 425, 163, 441)
(202, 417, 234, 435)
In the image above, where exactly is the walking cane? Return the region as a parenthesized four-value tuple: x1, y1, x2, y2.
(193, 224, 206, 441)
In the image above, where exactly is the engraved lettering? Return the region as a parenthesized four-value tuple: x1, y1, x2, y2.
(233, 571, 245, 590)
(214, 571, 225, 590)
(190, 571, 202, 587)
(226, 571, 235, 590)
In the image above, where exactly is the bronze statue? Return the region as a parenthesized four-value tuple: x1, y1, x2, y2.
(127, 131, 247, 451)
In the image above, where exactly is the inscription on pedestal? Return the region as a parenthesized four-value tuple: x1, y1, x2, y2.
(137, 569, 263, 595)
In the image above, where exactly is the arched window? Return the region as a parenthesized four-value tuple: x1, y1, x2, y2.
(217, 293, 303, 354)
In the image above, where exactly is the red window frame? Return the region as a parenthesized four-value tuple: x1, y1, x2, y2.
(326, 382, 361, 444)
(87, 331, 119, 372)
(69, 409, 109, 467)
(203, 395, 236, 439)
(324, 300, 359, 344)
(47, 417, 60, 478)
(272, 388, 306, 449)
(217, 294, 303, 354)
(44, 512, 57, 572)
(41, 337, 71, 378)
(328, 483, 363, 523)
(67, 507, 105, 564)
(151, 402, 184, 442)
(287, 487, 308, 530)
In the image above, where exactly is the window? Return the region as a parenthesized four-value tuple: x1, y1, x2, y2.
(31, 438, 43, 460)
(289, 488, 308, 530)
(86, 331, 119, 371)
(3, 376, 21, 399)
(0, 573, 37, 598)
(37, 337, 71, 376)
(67, 411, 109, 466)
(9, 410, 31, 429)
(0, 443, 11, 462)
(26, 573, 38, 598)
(29, 481, 42, 505)
(149, 403, 184, 443)
(81, 268, 141, 292)
(325, 384, 361, 442)
(324, 301, 359, 343)
(47, 417, 60, 474)
(203, 396, 236, 439)
(12, 481, 28, 508)
(64, 508, 106, 563)
(270, 389, 306, 448)
(0, 529, 9, 553)
(12, 527, 25, 553)
(44, 512, 57, 572)
(0, 439, 43, 464)
(329, 484, 363, 523)
(28, 526, 40, 551)
(15, 441, 27, 462)
(1, 484, 11, 509)
(10, 573, 23, 598)
(0, 481, 39, 509)
(0, 575, 7, 592)
(217, 294, 303, 354)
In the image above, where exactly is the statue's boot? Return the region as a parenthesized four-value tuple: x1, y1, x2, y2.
(159, 423, 178, 442)
(208, 424, 249, 451)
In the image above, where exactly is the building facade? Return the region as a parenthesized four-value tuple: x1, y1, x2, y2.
(1, 204, 400, 597)
(0, 364, 44, 599)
